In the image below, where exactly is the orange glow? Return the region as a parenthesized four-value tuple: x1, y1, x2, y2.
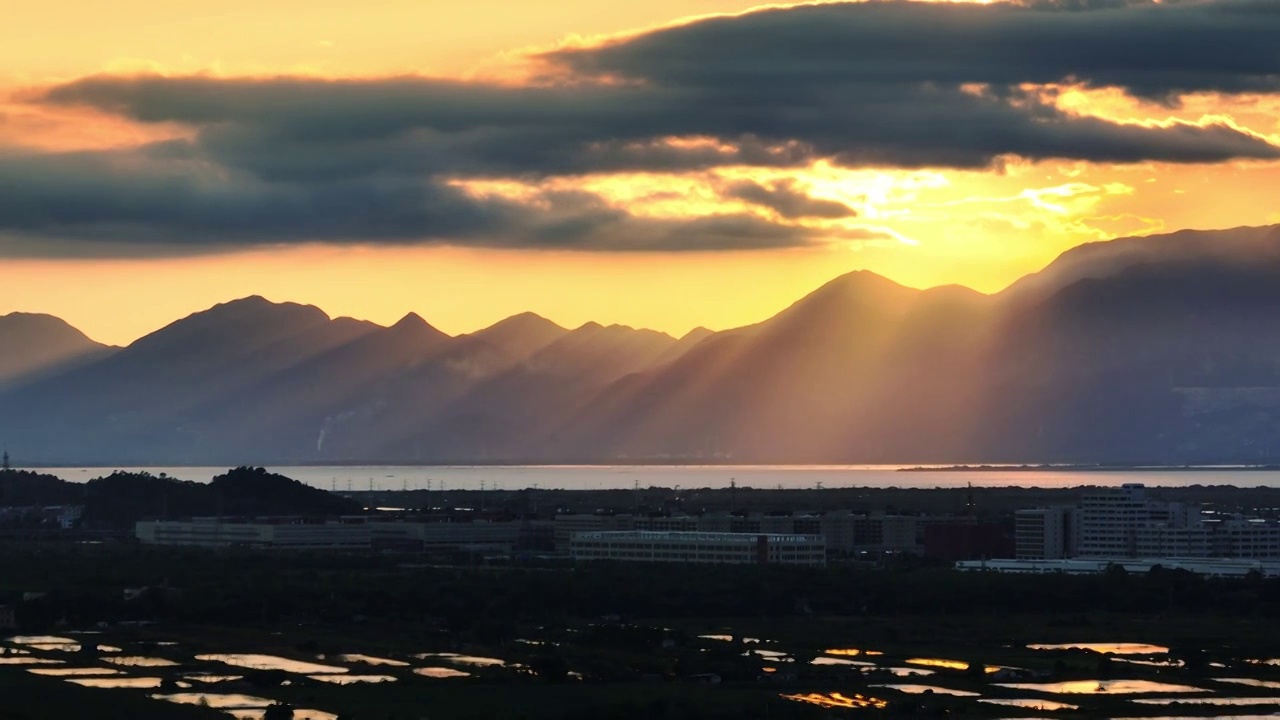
(2, 1, 1278, 345)
(906, 658, 1002, 673)
(780, 691, 889, 710)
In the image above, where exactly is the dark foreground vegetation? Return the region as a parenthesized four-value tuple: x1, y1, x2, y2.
(4, 544, 1280, 631)
(3, 543, 1280, 719)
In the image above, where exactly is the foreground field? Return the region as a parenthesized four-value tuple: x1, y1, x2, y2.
(3, 543, 1280, 719)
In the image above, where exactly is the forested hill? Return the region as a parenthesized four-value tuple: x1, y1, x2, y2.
(0, 466, 362, 529)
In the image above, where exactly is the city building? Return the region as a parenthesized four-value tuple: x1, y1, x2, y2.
(1209, 516, 1280, 558)
(554, 514, 634, 552)
(923, 520, 1013, 562)
(570, 531, 826, 566)
(994, 484, 1280, 567)
(1076, 484, 1197, 557)
(135, 519, 371, 549)
(1015, 507, 1076, 559)
(1134, 524, 1211, 558)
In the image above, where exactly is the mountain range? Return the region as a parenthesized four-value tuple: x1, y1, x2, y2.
(5, 223, 1280, 466)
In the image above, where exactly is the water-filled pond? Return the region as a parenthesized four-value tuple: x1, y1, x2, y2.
(870, 684, 981, 697)
(307, 674, 397, 684)
(414, 667, 471, 678)
(978, 698, 1079, 710)
(1027, 642, 1170, 655)
(195, 654, 348, 674)
(996, 679, 1207, 694)
(67, 677, 165, 688)
(104, 656, 179, 667)
(335, 653, 409, 667)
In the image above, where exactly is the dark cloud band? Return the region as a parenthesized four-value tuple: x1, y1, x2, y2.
(4, 0, 1279, 256)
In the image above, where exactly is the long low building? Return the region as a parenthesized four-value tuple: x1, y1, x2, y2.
(369, 520, 554, 553)
(955, 557, 1280, 578)
(570, 531, 826, 566)
(136, 519, 371, 549)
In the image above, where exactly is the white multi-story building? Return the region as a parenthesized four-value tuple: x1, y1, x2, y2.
(135, 519, 371, 549)
(1007, 485, 1280, 562)
(1076, 484, 1197, 557)
(570, 531, 826, 566)
(1134, 524, 1212, 558)
(1210, 517, 1280, 558)
(1015, 507, 1075, 559)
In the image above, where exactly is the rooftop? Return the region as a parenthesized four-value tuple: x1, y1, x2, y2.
(572, 531, 822, 543)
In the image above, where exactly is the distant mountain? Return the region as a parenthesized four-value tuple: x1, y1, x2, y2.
(0, 312, 113, 388)
(6, 223, 1280, 465)
(552, 272, 990, 462)
(972, 254, 1280, 463)
(464, 312, 569, 359)
(382, 322, 678, 461)
(1003, 224, 1280, 302)
(0, 297, 379, 463)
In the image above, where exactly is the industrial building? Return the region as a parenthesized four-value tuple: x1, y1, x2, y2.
(570, 531, 827, 566)
(554, 511, 938, 557)
(135, 518, 371, 549)
(369, 519, 554, 553)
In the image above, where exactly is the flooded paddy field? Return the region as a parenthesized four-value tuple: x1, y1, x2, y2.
(5, 543, 1280, 718)
(6, 614, 1280, 720)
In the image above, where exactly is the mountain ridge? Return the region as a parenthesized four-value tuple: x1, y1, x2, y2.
(5, 222, 1280, 465)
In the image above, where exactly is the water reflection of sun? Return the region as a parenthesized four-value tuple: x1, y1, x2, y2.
(780, 691, 888, 710)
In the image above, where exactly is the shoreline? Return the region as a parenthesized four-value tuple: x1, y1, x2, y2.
(896, 464, 1280, 472)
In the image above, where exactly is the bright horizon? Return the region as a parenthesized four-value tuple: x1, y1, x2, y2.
(3, 0, 1279, 346)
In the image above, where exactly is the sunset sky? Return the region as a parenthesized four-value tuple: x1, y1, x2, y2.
(2, 0, 1279, 346)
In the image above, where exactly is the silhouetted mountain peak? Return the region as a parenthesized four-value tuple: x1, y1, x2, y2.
(378, 313, 451, 353)
(466, 312, 569, 360)
(765, 269, 918, 333)
(16, 222, 1280, 466)
(824, 269, 912, 293)
(0, 312, 96, 340)
(143, 297, 332, 341)
(210, 295, 329, 320)
(680, 327, 714, 342)
(391, 312, 432, 331)
(475, 312, 561, 339)
(0, 313, 112, 386)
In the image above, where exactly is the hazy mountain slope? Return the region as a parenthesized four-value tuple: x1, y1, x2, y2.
(0, 312, 113, 388)
(554, 273, 991, 462)
(186, 312, 455, 460)
(382, 322, 678, 460)
(465, 312, 570, 359)
(1002, 224, 1280, 302)
(648, 326, 716, 370)
(0, 297, 379, 463)
(311, 313, 572, 461)
(8, 223, 1280, 465)
(974, 257, 1280, 464)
